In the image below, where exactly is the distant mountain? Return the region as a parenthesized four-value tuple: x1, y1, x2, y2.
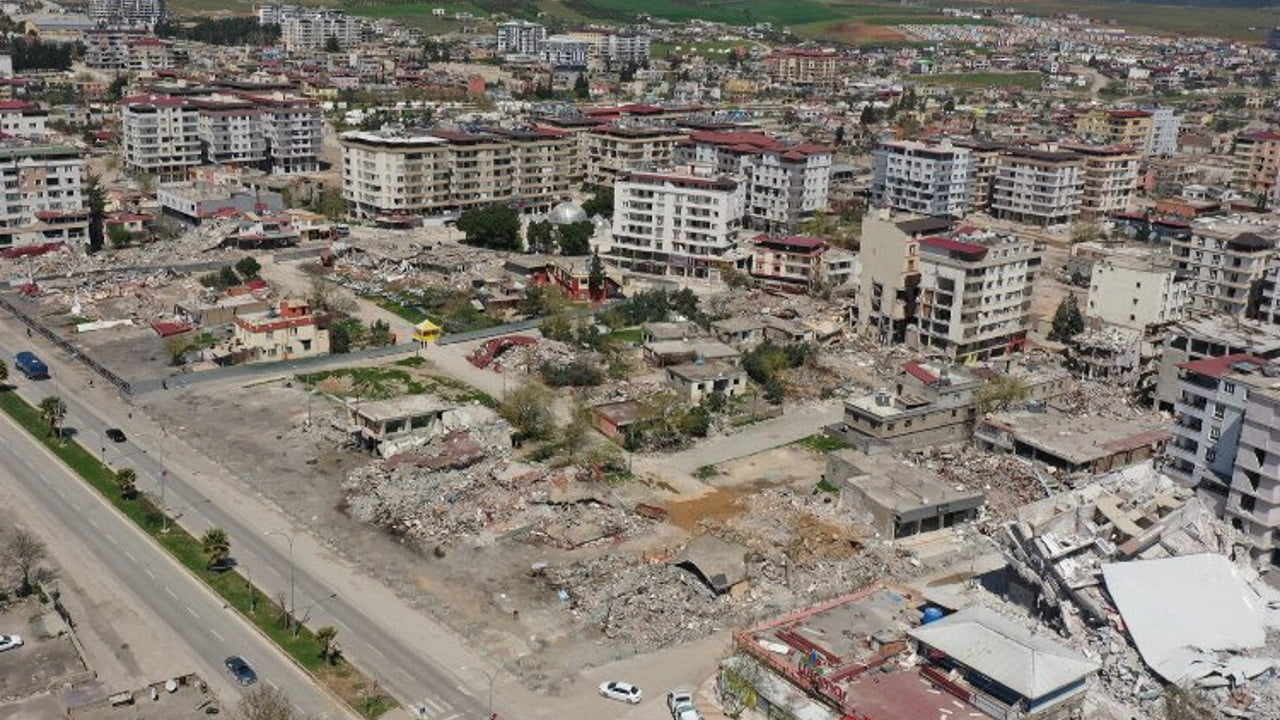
(1055, 0, 1278, 7)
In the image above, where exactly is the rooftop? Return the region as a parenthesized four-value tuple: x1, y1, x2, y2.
(667, 360, 746, 382)
(348, 395, 452, 423)
(980, 410, 1169, 467)
(1177, 353, 1267, 379)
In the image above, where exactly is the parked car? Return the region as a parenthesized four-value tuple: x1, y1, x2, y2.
(14, 351, 49, 380)
(0, 635, 23, 652)
(599, 681, 642, 704)
(105, 428, 127, 443)
(224, 655, 258, 685)
(667, 690, 702, 720)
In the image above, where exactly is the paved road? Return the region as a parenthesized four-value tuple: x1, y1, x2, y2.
(0, 328, 496, 720)
(0, 409, 351, 719)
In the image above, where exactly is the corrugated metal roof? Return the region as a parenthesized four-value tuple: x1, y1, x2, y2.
(908, 606, 1098, 699)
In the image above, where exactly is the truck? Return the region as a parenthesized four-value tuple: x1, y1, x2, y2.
(14, 351, 49, 380)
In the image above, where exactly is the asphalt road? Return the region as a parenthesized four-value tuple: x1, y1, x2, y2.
(0, 409, 350, 719)
(0, 333, 492, 720)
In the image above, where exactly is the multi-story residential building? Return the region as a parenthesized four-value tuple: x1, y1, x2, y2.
(871, 139, 973, 218)
(1067, 144, 1139, 218)
(1229, 372, 1280, 566)
(856, 210, 953, 345)
(0, 101, 48, 137)
(0, 142, 86, 249)
(749, 235, 831, 290)
(678, 130, 832, 232)
(1165, 354, 1258, 496)
(990, 147, 1084, 227)
(606, 168, 747, 281)
(563, 31, 650, 68)
(280, 10, 362, 52)
(192, 97, 264, 167)
(952, 139, 1003, 212)
(1231, 130, 1280, 204)
(1087, 256, 1190, 330)
(540, 35, 589, 67)
(1257, 264, 1280, 325)
(1144, 106, 1182, 158)
(1075, 109, 1153, 149)
(126, 35, 174, 71)
(915, 230, 1041, 361)
(1169, 222, 1277, 315)
(89, 0, 165, 29)
(122, 94, 200, 181)
(496, 20, 546, 55)
(764, 49, 841, 85)
(230, 298, 330, 364)
(583, 126, 686, 187)
(339, 127, 573, 221)
(84, 27, 149, 69)
(1154, 317, 1280, 412)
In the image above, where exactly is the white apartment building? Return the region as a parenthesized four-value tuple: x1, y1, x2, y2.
(678, 130, 832, 232)
(122, 94, 200, 181)
(1166, 354, 1258, 497)
(253, 93, 323, 174)
(871, 140, 974, 218)
(991, 148, 1084, 227)
(340, 127, 573, 220)
(193, 98, 265, 167)
(84, 27, 149, 69)
(280, 11, 362, 52)
(856, 210, 954, 345)
(0, 101, 48, 138)
(1169, 223, 1277, 316)
(1229, 373, 1280, 566)
(564, 30, 650, 67)
(496, 20, 546, 55)
(607, 169, 747, 281)
(1069, 144, 1139, 218)
(126, 35, 175, 71)
(915, 230, 1041, 361)
(89, 0, 164, 28)
(1087, 257, 1190, 330)
(0, 142, 86, 249)
(584, 126, 686, 186)
(1144, 106, 1182, 158)
(541, 35, 589, 67)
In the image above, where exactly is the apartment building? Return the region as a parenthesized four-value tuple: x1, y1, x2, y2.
(122, 94, 200, 181)
(0, 101, 48, 138)
(340, 127, 573, 221)
(192, 97, 264, 167)
(1229, 372, 1280, 566)
(1074, 109, 1153, 149)
(915, 230, 1041, 361)
(84, 27, 149, 69)
(496, 20, 546, 55)
(856, 210, 954, 344)
(871, 139, 974, 218)
(0, 142, 86, 249)
(749, 235, 828, 290)
(540, 35, 589, 67)
(1169, 222, 1277, 315)
(126, 35, 174, 71)
(764, 49, 841, 85)
(89, 0, 165, 29)
(231, 298, 330, 364)
(677, 130, 832, 232)
(583, 126, 686, 186)
(280, 10, 362, 52)
(1165, 354, 1259, 496)
(952, 139, 1003, 212)
(1145, 106, 1182, 158)
(563, 31, 650, 67)
(1154, 316, 1280, 412)
(1066, 144, 1139, 218)
(251, 92, 323, 174)
(1231, 131, 1280, 204)
(607, 168, 747, 281)
(1087, 257, 1190, 330)
(990, 147, 1084, 227)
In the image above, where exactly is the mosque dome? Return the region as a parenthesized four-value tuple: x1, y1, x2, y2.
(547, 201, 588, 225)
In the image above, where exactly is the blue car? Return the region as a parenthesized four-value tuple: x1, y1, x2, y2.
(224, 655, 258, 686)
(14, 351, 49, 380)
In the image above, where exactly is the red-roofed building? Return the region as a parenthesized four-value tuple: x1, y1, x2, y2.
(1166, 354, 1270, 497)
(750, 234, 833, 290)
(230, 298, 330, 363)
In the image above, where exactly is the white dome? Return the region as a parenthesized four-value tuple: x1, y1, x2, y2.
(548, 201, 588, 225)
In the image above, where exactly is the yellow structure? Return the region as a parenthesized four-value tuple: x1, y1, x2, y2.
(412, 319, 442, 344)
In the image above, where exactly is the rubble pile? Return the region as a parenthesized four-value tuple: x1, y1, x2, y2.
(908, 447, 1048, 521)
(1053, 378, 1155, 421)
(498, 338, 581, 374)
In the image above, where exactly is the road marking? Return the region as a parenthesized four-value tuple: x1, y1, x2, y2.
(210, 628, 224, 642)
(366, 643, 386, 658)
(88, 518, 100, 529)
(144, 568, 155, 579)
(124, 550, 136, 562)
(395, 668, 414, 682)
(105, 534, 118, 545)
(186, 606, 199, 619)
(267, 680, 279, 690)
(165, 586, 177, 599)
(55, 488, 65, 498)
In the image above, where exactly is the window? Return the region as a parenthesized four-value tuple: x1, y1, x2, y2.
(1224, 381, 1236, 394)
(1213, 404, 1225, 420)
(1206, 449, 1216, 462)
(1210, 425, 1222, 441)
(1241, 494, 1257, 513)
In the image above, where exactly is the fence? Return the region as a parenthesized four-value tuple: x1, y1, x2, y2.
(0, 292, 135, 395)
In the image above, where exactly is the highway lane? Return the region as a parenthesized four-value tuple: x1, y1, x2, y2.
(1, 332, 494, 720)
(0, 408, 351, 719)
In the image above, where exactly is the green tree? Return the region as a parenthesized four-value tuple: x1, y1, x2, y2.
(499, 382, 555, 441)
(1071, 220, 1103, 244)
(1050, 294, 1085, 341)
(573, 73, 589, 99)
(976, 375, 1031, 413)
(310, 187, 346, 220)
(107, 74, 128, 102)
(114, 468, 138, 499)
(457, 204, 522, 251)
(6, 528, 47, 597)
(219, 266, 241, 288)
(201, 527, 231, 569)
(0, 358, 8, 386)
(235, 256, 262, 279)
(367, 319, 394, 346)
(324, 35, 341, 53)
(522, 284, 567, 318)
(316, 625, 339, 664)
(588, 250, 606, 300)
(556, 220, 593, 256)
(526, 220, 556, 254)
(86, 175, 106, 253)
(108, 225, 132, 249)
(38, 396, 66, 437)
(582, 185, 614, 218)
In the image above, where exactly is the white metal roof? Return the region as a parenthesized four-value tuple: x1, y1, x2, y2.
(907, 606, 1098, 699)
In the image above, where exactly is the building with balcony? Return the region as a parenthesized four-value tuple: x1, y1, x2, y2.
(125, 35, 174, 71)
(1154, 316, 1280, 412)
(1231, 130, 1280, 205)
(121, 94, 200, 181)
(606, 168, 746, 281)
(250, 92, 323, 174)
(1164, 354, 1262, 496)
(952, 139, 1003, 213)
(192, 96, 264, 167)
(339, 127, 573, 221)
(1066, 144, 1139, 218)
(871, 139, 973, 218)
(0, 142, 86, 249)
(540, 35, 589, 67)
(89, 0, 165, 29)
(915, 229, 1041, 362)
(677, 130, 832, 233)
(230, 298, 329, 364)
(749, 235, 839, 291)
(764, 48, 842, 85)
(496, 20, 546, 55)
(1229, 373, 1280, 566)
(856, 210, 953, 345)
(562, 31, 650, 68)
(1168, 222, 1277, 316)
(583, 126, 686, 187)
(84, 27, 149, 69)
(1086, 256, 1190, 330)
(1074, 109, 1153, 150)
(1144, 106, 1182, 158)
(990, 148, 1084, 227)
(0, 101, 48, 138)
(280, 10, 362, 51)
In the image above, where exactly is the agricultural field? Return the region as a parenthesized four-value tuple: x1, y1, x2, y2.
(933, 0, 1278, 41)
(559, 0, 844, 25)
(651, 40, 759, 61)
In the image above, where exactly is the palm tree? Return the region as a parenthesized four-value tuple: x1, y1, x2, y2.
(38, 396, 67, 438)
(200, 527, 230, 570)
(316, 625, 339, 664)
(114, 468, 137, 499)
(0, 358, 8, 387)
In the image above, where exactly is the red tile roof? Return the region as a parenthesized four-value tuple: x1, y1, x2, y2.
(919, 235, 988, 259)
(903, 362, 940, 385)
(1177, 353, 1266, 379)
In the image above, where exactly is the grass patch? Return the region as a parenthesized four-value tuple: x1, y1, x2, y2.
(298, 365, 497, 407)
(605, 327, 642, 345)
(693, 464, 718, 480)
(913, 71, 1043, 90)
(796, 434, 850, 453)
(816, 477, 840, 494)
(393, 355, 427, 368)
(363, 288, 501, 335)
(563, 0, 841, 25)
(935, 0, 1276, 40)
(0, 389, 395, 718)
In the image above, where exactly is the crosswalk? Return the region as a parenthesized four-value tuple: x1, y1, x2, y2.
(414, 695, 465, 720)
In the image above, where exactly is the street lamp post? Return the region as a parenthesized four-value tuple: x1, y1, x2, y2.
(295, 592, 337, 638)
(266, 531, 296, 633)
(466, 667, 495, 719)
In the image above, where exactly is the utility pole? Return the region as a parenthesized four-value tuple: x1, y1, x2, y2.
(266, 531, 296, 632)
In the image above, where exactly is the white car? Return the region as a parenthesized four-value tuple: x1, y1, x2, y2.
(667, 690, 702, 720)
(0, 635, 23, 652)
(599, 681, 643, 704)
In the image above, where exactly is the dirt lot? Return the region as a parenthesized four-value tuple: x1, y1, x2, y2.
(816, 22, 909, 44)
(0, 598, 89, 698)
